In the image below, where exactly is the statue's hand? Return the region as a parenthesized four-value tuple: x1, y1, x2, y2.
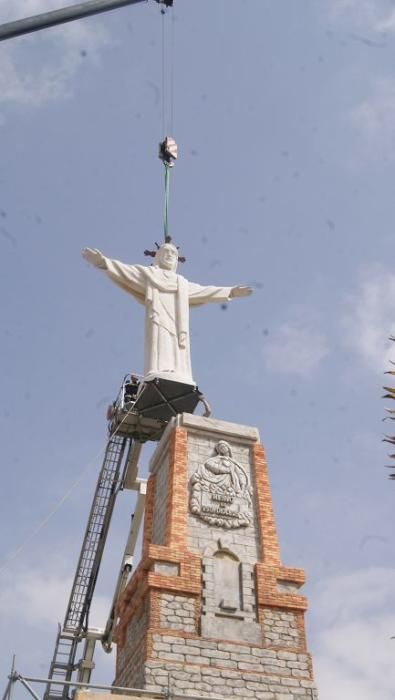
(82, 247, 107, 269)
(230, 285, 253, 298)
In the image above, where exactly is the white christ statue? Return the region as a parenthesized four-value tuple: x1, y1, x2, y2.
(82, 242, 252, 386)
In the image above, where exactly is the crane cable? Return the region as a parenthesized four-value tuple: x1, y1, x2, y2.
(161, 4, 175, 140)
(159, 3, 176, 241)
(161, 8, 166, 137)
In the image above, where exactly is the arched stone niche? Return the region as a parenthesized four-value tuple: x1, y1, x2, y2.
(200, 538, 261, 644)
(213, 549, 241, 612)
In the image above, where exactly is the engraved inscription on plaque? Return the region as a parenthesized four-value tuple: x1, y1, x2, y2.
(190, 440, 252, 528)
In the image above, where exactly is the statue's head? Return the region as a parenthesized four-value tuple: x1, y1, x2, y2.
(216, 440, 232, 457)
(155, 242, 179, 272)
(144, 235, 186, 269)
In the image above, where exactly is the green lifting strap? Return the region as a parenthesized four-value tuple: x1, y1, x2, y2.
(159, 137, 177, 241)
(163, 163, 170, 241)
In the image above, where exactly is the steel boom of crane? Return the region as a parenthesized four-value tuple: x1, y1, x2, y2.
(0, 0, 173, 43)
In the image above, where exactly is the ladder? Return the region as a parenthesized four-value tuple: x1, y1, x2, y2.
(64, 434, 129, 632)
(44, 434, 130, 698)
(44, 626, 79, 700)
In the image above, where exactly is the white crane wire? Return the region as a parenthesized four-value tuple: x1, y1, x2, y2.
(160, 4, 175, 136)
(0, 413, 131, 576)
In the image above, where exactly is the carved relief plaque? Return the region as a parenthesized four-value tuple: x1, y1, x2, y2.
(190, 440, 252, 528)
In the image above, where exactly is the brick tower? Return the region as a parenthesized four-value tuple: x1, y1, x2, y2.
(113, 413, 319, 699)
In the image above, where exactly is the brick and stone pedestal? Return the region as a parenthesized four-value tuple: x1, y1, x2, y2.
(114, 414, 319, 699)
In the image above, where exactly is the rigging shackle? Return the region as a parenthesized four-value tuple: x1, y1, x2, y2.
(159, 136, 178, 167)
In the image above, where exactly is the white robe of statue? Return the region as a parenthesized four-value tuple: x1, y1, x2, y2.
(82, 242, 251, 385)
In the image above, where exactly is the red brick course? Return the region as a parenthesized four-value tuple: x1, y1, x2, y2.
(165, 428, 188, 548)
(251, 443, 281, 565)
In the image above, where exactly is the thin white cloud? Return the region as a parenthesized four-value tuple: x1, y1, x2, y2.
(263, 314, 329, 377)
(312, 567, 395, 700)
(376, 9, 395, 32)
(0, 570, 70, 626)
(327, 1, 395, 158)
(330, 0, 395, 34)
(0, 565, 111, 627)
(0, 560, 115, 683)
(342, 267, 395, 370)
(0, 0, 112, 108)
(350, 79, 395, 157)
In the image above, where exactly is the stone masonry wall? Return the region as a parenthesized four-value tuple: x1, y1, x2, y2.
(144, 634, 317, 699)
(159, 593, 196, 633)
(116, 601, 147, 689)
(263, 610, 300, 648)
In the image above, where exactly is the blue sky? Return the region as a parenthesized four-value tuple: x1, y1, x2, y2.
(1, 1, 395, 698)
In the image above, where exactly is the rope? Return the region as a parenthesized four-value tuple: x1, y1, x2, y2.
(0, 412, 132, 576)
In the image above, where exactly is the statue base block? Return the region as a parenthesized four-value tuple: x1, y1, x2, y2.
(113, 414, 319, 699)
(109, 379, 204, 442)
(134, 378, 202, 421)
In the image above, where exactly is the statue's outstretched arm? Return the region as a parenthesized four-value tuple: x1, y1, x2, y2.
(188, 281, 253, 306)
(82, 247, 107, 270)
(229, 285, 253, 298)
(82, 248, 146, 304)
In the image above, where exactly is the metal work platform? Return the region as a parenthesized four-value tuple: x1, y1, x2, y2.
(108, 377, 205, 442)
